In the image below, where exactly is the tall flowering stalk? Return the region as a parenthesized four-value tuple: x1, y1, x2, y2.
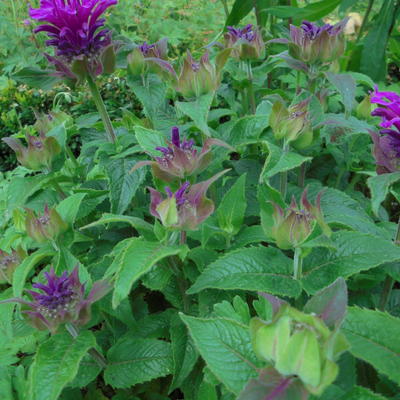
(30, 0, 118, 143)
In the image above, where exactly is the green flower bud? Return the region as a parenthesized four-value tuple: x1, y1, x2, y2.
(0, 247, 26, 283)
(25, 205, 67, 243)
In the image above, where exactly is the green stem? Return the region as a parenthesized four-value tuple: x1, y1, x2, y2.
(246, 61, 256, 114)
(65, 144, 80, 170)
(180, 231, 187, 245)
(356, 0, 375, 43)
(220, 0, 229, 18)
(293, 247, 302, 280)
(51, 180, 67, 200)
(65, 323, 107, 368)
(280, 144, 289, 200)
(169, 256, 190, 313)
(298, 162, 307, 188)
(86, 74, 117, 143)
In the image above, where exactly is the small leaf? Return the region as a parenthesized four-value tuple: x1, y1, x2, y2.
(13, 67, 61, 90)
(339, 386, 387, 400)
(134, 126, 167, 156)
(28, 331, 95, 400)
(326, 72, 356, 115)
(225, 116, 269, 146)
(105, 338, 172, 388)
(56, 193, 86, 224)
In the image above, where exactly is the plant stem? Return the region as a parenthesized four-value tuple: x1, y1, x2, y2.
(246, 60, 256, 114)
(280, 143, 289, 200)
(379, 215, 400, 310)
(356, 0, 375, 43)
(298, 162, 307, 188)
(180, 231, 187, 245)
(51, 180, 67, 200)
(293, 247, 302, 280)
(65, 323, 107, 368)
(169, 256, 190, 313)
(86, 74, 117, 143)
(220, 0, 229, 18)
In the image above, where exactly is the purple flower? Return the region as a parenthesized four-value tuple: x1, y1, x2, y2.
(370, 87, 400, 174)
(1, 267, 110, 333)
(148, 169, 229, 230)
(29, 0, 118, 79)
(131, 126, 233, 181)
(225, 24, 264, 60)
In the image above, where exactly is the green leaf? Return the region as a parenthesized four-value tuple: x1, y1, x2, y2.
(105, 338, 172, 388)
(13, 246, 54, 298)
(217, 174, 247, 236)
(225, 0, 253, 26)
(176, 92, 214, 136)
(225, 116, 269, 146)
(360, 0, 396, 81)
(302, 231, 400, 294)
(169, 314, 198, 393)
(109, 238, 188, 308)
(28, 331, 95, 400)
(105, 158, 146, 215)
(367, 172, 400, 217)
(134, 126, 167, 156)
(342, 307, 400, 384)
(187, 246, 301, 298)
(339, 386, 387, 400)
(56, 193, 86, 224)
(180, 314, 260, 395)
(13, 68, 61, 90)
(261, 141, 311, 180)
(326, 73, 356, 115)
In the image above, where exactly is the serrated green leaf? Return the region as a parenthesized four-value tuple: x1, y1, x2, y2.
(225, 116, 269, 146)
(342, 307, 400, 385)
(367, 172, 400, 217)
(56, 193, 86, 224)
(217, 174, 247, 235)
(187, 246, 301, 298)
(180, 314, 260, 395)
(326, 72, 356, 114)
(339, 386, 387, 400)
(105, 338, 172, 388)
(109, 238, 188, 308)
(302, 231, 400, 294)
(134, 126, 167, 156)
(28, 331, 95, 400)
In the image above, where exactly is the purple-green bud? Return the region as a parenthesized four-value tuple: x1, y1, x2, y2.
(224, 24, 265, 60)
(270, 189, 331, 250)
(0, 247, 26, 284)
(250, 304, 348, 396)
(148, 169, 229, 230)
(131, 126, 233, 181)
(0, 267, 111, 334)
(270, 98, 313, 149)
(25, 205, 68, 243)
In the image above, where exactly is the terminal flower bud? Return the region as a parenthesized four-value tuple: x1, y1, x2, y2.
(3, 130, 61, 171)
(0, 247, 26, 284)
(148, 170, 229, 230)
(131, 126, 233, 181)
(127, 38, 176, 79)
(270, 98, 313, 149)
(177, 50, 228, 99)
(224, 24, 264, 60)
(25, 205, 68, 243)
(0, 267, 110, 333)
(270, 189, 331, 250)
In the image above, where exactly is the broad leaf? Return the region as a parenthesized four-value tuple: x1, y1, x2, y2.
(326, 73, 356, 115)
(339, 386, 387, 400)
(181, 314, 260, 395)
(105, 338, 172, 388)
(224, 116, 269, 146)
(13, 67, 61, 90)
(56, 193, 86, 224)
(135, 126, 167, 156)
(342, 307, 400, 384)
(28, 331, 95, 400)
(187, 246, 301, 298)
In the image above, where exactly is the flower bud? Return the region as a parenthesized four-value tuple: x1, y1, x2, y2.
(0, 267, 110, 333)
(270, 189, 331, 250)
(3, 130, 61, 171)
(25, 205, 67, 243)
(0, 247, 26, 284)
(224, 24, 265, 60)
(148, 170, 229, 231)
(131, 126, 233, 181)
(270, 98, 313, 149)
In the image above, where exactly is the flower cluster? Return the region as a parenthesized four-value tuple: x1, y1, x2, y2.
(29, 0, 118, 79)
(370, 86, 400, 174)
(0, 248, 26, 284)
(224, 24, 264, 60)
(2, 267, 110, 333)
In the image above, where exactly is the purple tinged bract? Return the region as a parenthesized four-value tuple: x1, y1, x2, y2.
(225, 24, 264, 60)
(0, 267, 110, 333)
(0, 248, 26, 284)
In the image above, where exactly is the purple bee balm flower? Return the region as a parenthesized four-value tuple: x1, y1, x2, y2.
(0, 267, 111, 333)
(225, 24, 264, 60)
(131, 126, 233, 181)
(148, 169, 230, 230)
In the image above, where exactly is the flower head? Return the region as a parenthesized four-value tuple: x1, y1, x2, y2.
(225, 24, 264, 60)
(148, 170, 229, 230)
(131, 126, 233, 181)
(25, 205, 68, 243)
(274, 19, 347, 64)
(1, 267, 110, 333)
(270, 189, 330, 250)
(29, 0, 118, 79)
(0, 248, 26, 284)
(370, 86, 400, 174)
